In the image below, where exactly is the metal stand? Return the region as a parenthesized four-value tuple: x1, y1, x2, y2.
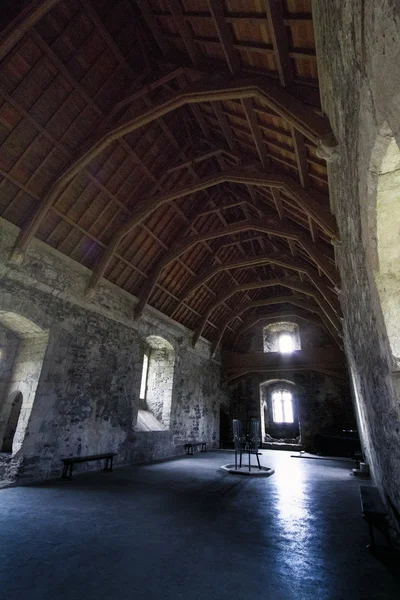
(232, 419, 261, 472)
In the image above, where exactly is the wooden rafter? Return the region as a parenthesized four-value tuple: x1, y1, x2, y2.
(264, 0, 293, 87)
(182, 253, 338, 311)
(168, 0, 199, 66)
(192, 277, 341, 347)
(291, 126, 310, 189)
(0, 1, 344, 350)
(136, 0, 170, 56)
(237, 312, 328, 336)
(211, 296, 342, 356)
(0, 0, 61, 63)
(82, 166, 337, 298)
(131, 218, 338, 321)
(241, 99, 269, 169)
(11, 75, 335, 257)
(207, 0, 240, 74)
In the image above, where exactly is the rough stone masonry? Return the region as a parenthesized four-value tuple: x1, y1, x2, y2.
(0, 219, 227, 482)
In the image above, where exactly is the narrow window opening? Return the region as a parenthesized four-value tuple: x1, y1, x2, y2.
(1, 392, 23, 453)
(272, 390, 294, 424)
(278, 333, 293, 354)
(139, 352, 149, 401)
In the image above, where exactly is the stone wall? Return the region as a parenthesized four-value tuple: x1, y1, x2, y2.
(313, 0, 400, 524)
(0, 219, 227, 482)
(0, 333, 48, 453)
(228, 320, 355, 449)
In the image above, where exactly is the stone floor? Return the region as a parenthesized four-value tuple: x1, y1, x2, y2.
(1, 450, 399, 600)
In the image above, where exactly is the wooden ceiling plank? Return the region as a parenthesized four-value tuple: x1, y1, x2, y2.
(207, 0, 240, 75)
(182, 253, 337, 307)
(0, 0, 61, 63)
(237, 311, 326, 336)
(193, 276, 340, 346)
(291, 125, 310, 188)
(211, 294, 342, 355)
(136, 0, 170, 57)
(308, 214, 317, 243)
(131, 217, 338, 320)
(84, 166, 337, 297)
(190, 104, 211, 138)
(82, 0, 133, 77)
(265, 0, 294, 86)
(241, 98, 269, 169)
(11, 74, 335, 257)
(212, 102, 236, 151)
(271, 188, 284, 220)
(167, 0, 200, 66)
(153, 11, 313, 26)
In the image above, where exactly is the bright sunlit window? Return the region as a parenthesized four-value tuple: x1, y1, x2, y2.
(272, 390, 294, 423)
(139, 353, 149, 400)
(278, 333, 294, 354)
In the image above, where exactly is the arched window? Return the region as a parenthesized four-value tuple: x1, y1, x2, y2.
(136, 336, 175, 432)
(263, 322, 301, 353)
(0, 311, 49, 461)
(259, 379, 299, 443)
(272, 390, 294, 424)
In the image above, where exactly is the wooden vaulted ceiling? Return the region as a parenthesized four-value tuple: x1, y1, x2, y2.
(0, 0, 341, 352)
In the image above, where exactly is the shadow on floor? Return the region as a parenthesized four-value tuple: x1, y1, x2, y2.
(370, 546, 400, 584)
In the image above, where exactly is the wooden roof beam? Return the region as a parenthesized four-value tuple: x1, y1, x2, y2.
(291, 126, 310, 188)
(264, 0, 293, 87)
(0, 0, 61, 63)
(212, 102, 236, 151)
(237, 311, 328, 337)
(11, 76, 335, 258)
(182, 253, 338, 311)
(211, 296, 342, 356)
(241, 98, 269, 169)
(193, 277, 341, 347)
(137, 0, 170, 56)
(131, 218, 338, 321)
(168, 0, 200, 66)
(207, 0, 240, 75)
(82, 167, 337, 297)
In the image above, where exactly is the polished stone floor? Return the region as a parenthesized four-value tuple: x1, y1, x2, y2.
(1, 450, 399, 599)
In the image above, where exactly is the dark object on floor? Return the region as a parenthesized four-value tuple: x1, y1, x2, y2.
(232, 418, 261, 472)
(184, 442, 207, 455)
(360, 485, 391, 548)
(218, 439, 233, 449)
(315, 430, 361, 457)
(61, 452, 117, 479)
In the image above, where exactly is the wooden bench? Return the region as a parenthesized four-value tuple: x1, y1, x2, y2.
(360, 485, 392, 547)
(184, 442, 207, 456)
(61, 452, 117, 479)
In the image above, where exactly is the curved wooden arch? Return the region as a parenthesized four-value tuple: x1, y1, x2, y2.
(13, 77, 336, 255)
(236, 312, 327, 336)
(210, 296, 342, 356)
(0, 0, 61, 63)
(132, 219, 339, 318)
(193, 278, 341, 347)
(182, 251, 338, 311)
(80, 165, 337, 295)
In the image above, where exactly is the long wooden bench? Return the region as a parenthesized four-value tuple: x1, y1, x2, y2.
(184, 442, 207, 456)
(360, 485, 392, 547)
(61, 452, 117, 479)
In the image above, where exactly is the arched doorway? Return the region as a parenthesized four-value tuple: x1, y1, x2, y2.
(1, 392, 23, 453)
(0, 310, 49, 464)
